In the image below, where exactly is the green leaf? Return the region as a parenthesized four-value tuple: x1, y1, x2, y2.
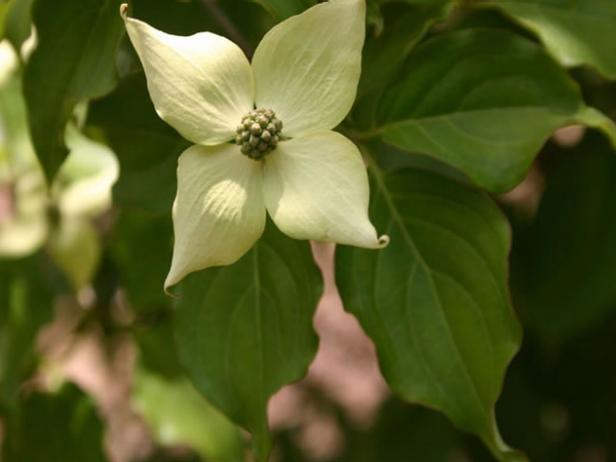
(359, 2, 454, 98)
(133, 368, 244, 462)
(48, 218, 101, 290)
(0, 4, 9, 39)
(0, 256, 53, 407)
(174, 223, 322, 461)
(336, 159, 523, 461)
(109, 210, 173, 311)
(134, 321, 183, 380)
(373, 28, 616, 192)
(24, 0, 125, 182)
(2, 384, 106, 462)
(4, 0, 34, 54)
(365, 401, 469, 461)
(353, 1, 454, 129)
(511, 132, 616, 345)
(480, 0, 616, 79)
(87, 74, 188, 214)
(248, 0, 315, 21)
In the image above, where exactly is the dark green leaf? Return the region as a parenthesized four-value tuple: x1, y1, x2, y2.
(130, 0, 215, 35)
(109, 209, 173, 310)
(353, 1, 454, 129)
(358, 2, 453, 99)
(0, 256, 53, 407)
(24, 0, 125, 181)
(87, 74, 188, 214)
(374, 29, 616, 192)
(480, 0, 616, 79)
(4, 0, 33, 53)
(336, 161, 523, 461)
(248, 0, 315, 21)
(174, 223, 322, 461)
(2, 384, 106, 462)
(366, 399, 472, 462)
(511, 132, 616, 345)
(134, 321, 183, 380)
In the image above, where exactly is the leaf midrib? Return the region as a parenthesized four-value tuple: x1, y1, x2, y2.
(366, 158, 492, 421)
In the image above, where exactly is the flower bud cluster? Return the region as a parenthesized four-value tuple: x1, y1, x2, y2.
(235, 108, 283, 160)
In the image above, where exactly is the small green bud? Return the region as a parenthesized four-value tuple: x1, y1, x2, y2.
(250, 123, 262, 135)
(234, 107, 284, 160)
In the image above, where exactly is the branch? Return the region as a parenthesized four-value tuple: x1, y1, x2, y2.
(199, 0, 253, 55)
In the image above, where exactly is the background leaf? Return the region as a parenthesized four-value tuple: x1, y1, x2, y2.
(87, 74, 187, 215)
(3, 0, 33, 54)
(109, 210, 173, 312)
(133, 368, 245, 462)
(336, 159, 523, 460)
(24, 0, 125, 181)
(174, 223, 322, 461)
(0, 255, 52, 407)
(352, 0, 454, 129)
(510, 132, 616, 346)
(480, 0, 616, 79)
(2, 384, 106, 462)
(373, 28, 615, 192)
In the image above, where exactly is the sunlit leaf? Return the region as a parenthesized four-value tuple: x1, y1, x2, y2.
(133, 368, 244, 462)
(48, 218, 100, 290)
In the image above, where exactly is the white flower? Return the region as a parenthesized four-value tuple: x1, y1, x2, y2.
(121, 0, 388, 291)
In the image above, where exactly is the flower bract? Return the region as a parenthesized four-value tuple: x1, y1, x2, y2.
(121, 0, 389, 290)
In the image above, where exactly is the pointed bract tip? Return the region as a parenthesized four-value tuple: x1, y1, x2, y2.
(119, 3, 129, 18)
(377, 234, 390, 248)
(163, 274, 179, 298)
(164, 285, 178, 299)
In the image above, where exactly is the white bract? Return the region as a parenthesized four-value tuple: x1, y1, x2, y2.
(121, 0, 388, 291)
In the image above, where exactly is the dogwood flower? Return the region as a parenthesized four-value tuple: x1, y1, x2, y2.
(120, 0, 388, 290)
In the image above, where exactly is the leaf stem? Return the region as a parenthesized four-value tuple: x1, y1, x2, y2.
(343, 125, 386, 142)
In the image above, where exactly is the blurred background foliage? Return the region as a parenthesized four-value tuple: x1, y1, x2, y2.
(0, 0, 616, 461)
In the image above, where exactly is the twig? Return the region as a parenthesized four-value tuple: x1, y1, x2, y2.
(199, 0, 253, 55)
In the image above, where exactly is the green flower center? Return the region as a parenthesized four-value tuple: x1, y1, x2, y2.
(235, 108, 283, 160)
